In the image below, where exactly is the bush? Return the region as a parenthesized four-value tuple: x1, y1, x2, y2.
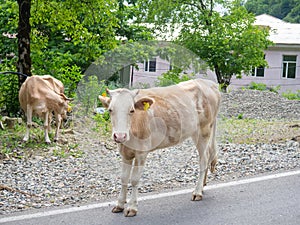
(268, 85, 281, 93)
(248, 82, 267, 91)
(247, 82, 281, 93)
(0, 72, 20, 116)
(155, 68, 195, 87)
(93, 111, 111, 136)
(282, 90, 300, 100)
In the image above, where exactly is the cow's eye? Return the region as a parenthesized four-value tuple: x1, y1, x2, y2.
(129, 109, 135, 114)
(108, 108, 112, 113)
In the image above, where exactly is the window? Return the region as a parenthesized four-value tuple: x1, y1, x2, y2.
(282, 55, 297, 79)
(252, 55, 265, 77)
(252, 66, 265, 77)
(144, 58, 156, 72)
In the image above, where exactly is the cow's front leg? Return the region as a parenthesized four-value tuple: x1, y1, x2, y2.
(124, 153, 147, 217)
(112, 158, 133, 213)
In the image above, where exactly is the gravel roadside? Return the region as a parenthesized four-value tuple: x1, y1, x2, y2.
(0, 89, 299, 215)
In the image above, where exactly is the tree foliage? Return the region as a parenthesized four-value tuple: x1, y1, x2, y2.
(0, 0, 153, 115)
(137, 0, 272, 91)
(244, 0, 300, 23)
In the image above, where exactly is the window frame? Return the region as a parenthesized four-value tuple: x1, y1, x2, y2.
(144, 58, 156, 72)
(282, 55, 297, 79)
(251, 54, 265, 77)
(251, 66, 265, 77)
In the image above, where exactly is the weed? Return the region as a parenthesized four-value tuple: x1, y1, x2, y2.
(237, 113, 244, 119)
(248, 82, 267, 91)
(0, 122, 84, 160)
(93, 111, 111, 136)
(218, 117, 300, 144)
(282, 90, 300, 100)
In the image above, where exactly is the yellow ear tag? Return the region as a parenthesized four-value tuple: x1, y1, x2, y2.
(101, 92, 107, 97)
(67, 105, 72, 112)
(143, 102, 150, 111)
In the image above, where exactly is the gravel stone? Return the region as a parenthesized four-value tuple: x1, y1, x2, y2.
(0, 89, 299, 215)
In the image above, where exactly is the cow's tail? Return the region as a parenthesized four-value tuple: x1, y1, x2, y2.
(210, 155, 218, 173)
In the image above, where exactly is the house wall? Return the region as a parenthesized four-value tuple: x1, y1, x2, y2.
(131, 57, 170, 87)
(230, 48, 300, 93)
(131, 48, 300, 93)
(131, 57, 215, 88)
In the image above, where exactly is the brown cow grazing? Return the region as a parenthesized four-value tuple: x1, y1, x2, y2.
(19, 75, 72, 144)
(98, 78, 221, 217)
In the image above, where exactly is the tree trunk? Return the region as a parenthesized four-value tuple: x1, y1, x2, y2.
(214, 63, 231, 93)
(17, 0, 32, 87)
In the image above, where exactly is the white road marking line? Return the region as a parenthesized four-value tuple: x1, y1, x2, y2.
(1, 170, 300, 223)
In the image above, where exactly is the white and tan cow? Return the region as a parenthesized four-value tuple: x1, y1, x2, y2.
(19, 75, 72, 143)
(99, 78, 221, 217)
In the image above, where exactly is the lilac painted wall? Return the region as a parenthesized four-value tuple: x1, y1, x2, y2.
(131, 48, 300, 94)
(131, 57, 170, 87)
(230, 48, 300, 93)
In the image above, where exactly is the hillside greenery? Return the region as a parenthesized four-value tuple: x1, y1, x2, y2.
(244, 0, 300, 23)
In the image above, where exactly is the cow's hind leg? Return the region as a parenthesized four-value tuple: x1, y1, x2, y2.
(192, 134, 210, 201)
(124, 153, 147, 217)
(54, 113, 62, 142)
(44, 111, 51, 144)
(23, 104, 32, 142)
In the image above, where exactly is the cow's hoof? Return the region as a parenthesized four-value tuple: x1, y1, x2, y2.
(124, 208, 137, 217)
(112, 206, 124, 213)
(191, 194, 203, 201)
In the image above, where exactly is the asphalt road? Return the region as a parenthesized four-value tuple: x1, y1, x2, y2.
(1, 170, 300, 225)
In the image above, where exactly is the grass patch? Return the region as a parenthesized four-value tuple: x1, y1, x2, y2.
(218, 117, 300, 144)
(0, 123, 82, 160)
(1, 116, 299, 159)
(282, 90, 300, 100)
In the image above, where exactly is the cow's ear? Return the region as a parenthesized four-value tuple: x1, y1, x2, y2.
(60, 93, 74, 101)
(98, 95, 111, 108)
(134, 97, 155, 111)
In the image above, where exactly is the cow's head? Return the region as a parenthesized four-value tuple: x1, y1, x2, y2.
(59, 93, 73, 119)
(98, 88, 154, 143)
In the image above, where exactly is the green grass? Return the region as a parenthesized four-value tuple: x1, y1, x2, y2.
(0, 123, 82, 160)
(1, 116, 299, 159)
(282, 90, 300, 100)
(218, 117, 300, 144)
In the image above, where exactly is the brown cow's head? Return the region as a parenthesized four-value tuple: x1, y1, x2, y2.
(59, 93, 73, 119)
(98, 88, 154, 143)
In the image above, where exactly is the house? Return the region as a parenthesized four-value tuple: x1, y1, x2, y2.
(230, 14, 300, 93)
(127, 14, 300, 93)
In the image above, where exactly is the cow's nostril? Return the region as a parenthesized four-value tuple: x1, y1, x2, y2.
(113, 133, 118, 140)
(113, 133, 127, 143)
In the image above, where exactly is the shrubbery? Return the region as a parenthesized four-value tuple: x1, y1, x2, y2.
(155, 68, 195, 87)
(282, 90, 300, 100)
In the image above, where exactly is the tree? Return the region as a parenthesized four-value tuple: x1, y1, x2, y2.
(0, 0, 155, 115)
(17, 0, 32, 86)
(0, 0, 120, 115)
(116, 0, 154, 41)
(138, 0, 272, 92)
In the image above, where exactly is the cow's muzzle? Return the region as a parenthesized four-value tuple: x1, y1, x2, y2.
(113, 133, 128, 143)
